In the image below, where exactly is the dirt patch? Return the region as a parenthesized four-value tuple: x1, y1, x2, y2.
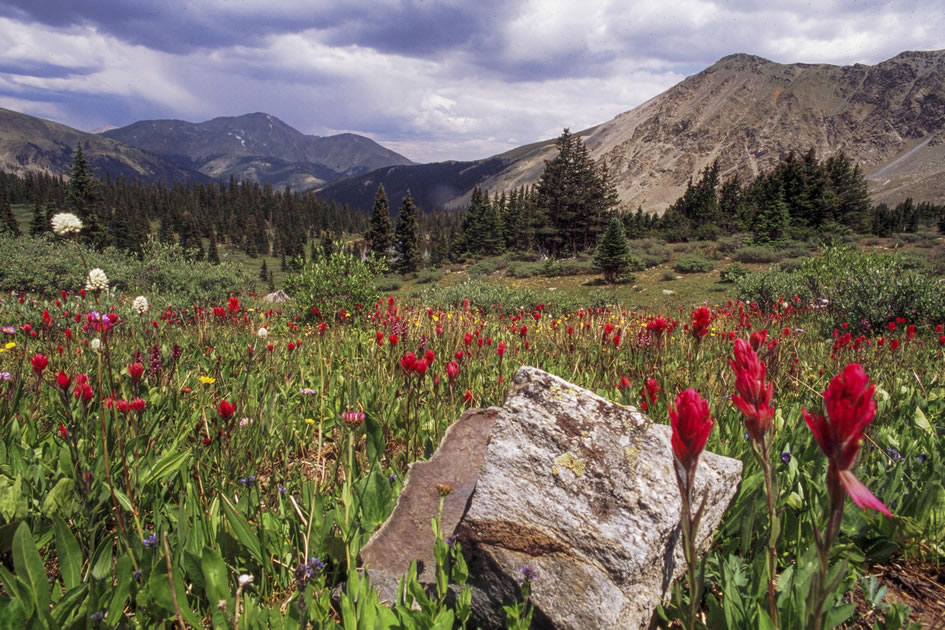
(849, 561, 945, 629)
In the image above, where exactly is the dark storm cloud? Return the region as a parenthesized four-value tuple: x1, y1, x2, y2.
(0, 60, 96, 79)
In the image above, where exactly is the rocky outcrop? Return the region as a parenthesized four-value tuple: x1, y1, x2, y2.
(362, 367, 743, 628)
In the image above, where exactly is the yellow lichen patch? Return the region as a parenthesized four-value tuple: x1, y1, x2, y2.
(550, 385, 579, 401)
(624, 446, 640, 472)
(553, 452, 586, 477)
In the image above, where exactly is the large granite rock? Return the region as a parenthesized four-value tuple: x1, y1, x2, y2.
(456, 367, 743, 629)
(361, 367, 743, 628)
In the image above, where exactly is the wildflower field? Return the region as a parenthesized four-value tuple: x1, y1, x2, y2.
(0, 279, 943, 628)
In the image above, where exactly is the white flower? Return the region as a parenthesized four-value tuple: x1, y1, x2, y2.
(91, 338, 101, 352)
(257, 326, 269, 339)
(85, 268, 109, 293)
(238, 574, 254, 586)
(50, 212, 83, 236)
(132, 295, 149, 315)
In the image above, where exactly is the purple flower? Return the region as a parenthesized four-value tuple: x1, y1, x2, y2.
(0, 372, 11, 381)
(143, 534, 157, 548)
(240, 476, 257, 486)
(780, 450, 791, 463)
(518, 565, 538, 583)
(90, 612, 104, 622)
(1, 325, 15, 335)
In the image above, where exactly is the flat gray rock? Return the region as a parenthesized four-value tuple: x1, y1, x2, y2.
(456, 366, 743, 629)
(360, 408, 499, 603)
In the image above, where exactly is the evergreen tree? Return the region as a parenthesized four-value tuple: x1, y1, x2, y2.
(594, 217, 632, 283)
(0, 199, 20, 237)
(65, 144, 108, 248)
(321, 230, 335, 259)
(260, 259, 269, 281)
(29, 199, 49, 236)
(394, 191, 421, 274)
(753, 186, 791, 244)
(207, 228, 220, 264)
(366, 184, 393, 260)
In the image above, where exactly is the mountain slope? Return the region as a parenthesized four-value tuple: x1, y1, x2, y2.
(0, 108, 211, 185)
(103, 113, 414, 191)
(319, 49, 945, 213)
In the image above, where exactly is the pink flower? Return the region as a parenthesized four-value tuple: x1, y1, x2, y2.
(446, 361, 459, 382)
(802, 364, 890, 516)
(31, 354, 49, 375)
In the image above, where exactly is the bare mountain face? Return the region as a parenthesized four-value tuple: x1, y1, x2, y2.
(319, 50, 945, 213)
(0, 108, 211, 186)
(102, 113, 414, 191)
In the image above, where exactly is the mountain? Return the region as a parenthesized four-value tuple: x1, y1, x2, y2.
(0, 108, 211, 185)
(319, 49, 945, 213)
(102, 113, 414, 191)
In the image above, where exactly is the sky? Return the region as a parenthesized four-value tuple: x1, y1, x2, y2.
(0, 1, 943, 163)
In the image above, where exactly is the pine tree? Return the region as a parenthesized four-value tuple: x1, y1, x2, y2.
(366, 184, 393, 260)
(259, 259, 269, 281)
(753, 186, 791, 244)
(207, 228, 220, 264)
(0, 199, 20, 237)
(394, 191, 421, 274)
(594, 217, 632, 282)
(66, 144, 108, 248)
(29, 199, 49, 236)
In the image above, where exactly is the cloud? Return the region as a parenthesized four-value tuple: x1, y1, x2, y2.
(0, 1, 943, 162)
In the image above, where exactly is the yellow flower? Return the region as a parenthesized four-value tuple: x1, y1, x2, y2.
(4, 342, 14, 349)
(199, 376, 216, 385)
(304, 418, 315, 425)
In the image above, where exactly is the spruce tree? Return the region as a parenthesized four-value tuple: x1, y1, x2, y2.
(29, 199, 49, 236)
(366, 184, 393, 260)
(594, 217, 632, 283)
(0, 199, 20, 237)
(66, 144, 108, 248)
(260, 259, 269, 281)
(394, 191, 421, 274)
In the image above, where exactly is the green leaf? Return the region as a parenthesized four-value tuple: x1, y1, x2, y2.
(107, 553, 132, 623)
(53, 516, 82, 591)
(913, 407, 934, 435)
(220, 494, 263, 564)
(42, 478, 77, 519)
(0, 596, 28, 627)
(0, 475, 28, 521)
(90, 536, 114, 581)
(0, 565, 33, 617)
(824, 602, 855, 628)
(12, 521, 49, 614)
(49, 584, 88, 625)
(200, 546, 230, 604)
(112, 489, 133, 513)
(141, 449, 191, 487)
(147, 555, 202, 627)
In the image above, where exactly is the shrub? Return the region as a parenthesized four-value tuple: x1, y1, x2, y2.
(0, 235, 255, 307)
(420, 278, 583, 315)
(415, 268, 445, 284)
(673, 254, 715, 274)
(627, 238, 670, 268)
(717, 234, 752, 254)
(719, 263, 750, 283)
(467, 255, 510, 276)
(733, 246, 783, 264)
(284, 249, 386, 319)
(506, 261, 545, 278)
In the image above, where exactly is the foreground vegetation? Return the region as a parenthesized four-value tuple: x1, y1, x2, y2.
(0, 239, 943, 627)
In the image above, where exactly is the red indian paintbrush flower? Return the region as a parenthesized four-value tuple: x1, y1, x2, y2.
(730, 339, 775, 443)
(218, 400, 235, 420)
(31, 354, 49, 375)
(446, 361, 459, 381)
(691, 307, 712, 340)
(670, 389, 715, 476)
(128, 362, 144, 383)
(56, 371, 72, 391)
(802, 363, 891, 516)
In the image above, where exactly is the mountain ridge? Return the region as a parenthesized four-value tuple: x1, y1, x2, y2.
(102, 112, 414, 191)
(0, 107, 212, 186)
(317, 49, 945, 212)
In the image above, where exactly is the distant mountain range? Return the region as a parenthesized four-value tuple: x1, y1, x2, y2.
(0, 109, 413, 191)
(102, 113, 413, 190)
(0, 107, 212, 186)
(3, 49, 944, 213)
(317, 49, 945, 213)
